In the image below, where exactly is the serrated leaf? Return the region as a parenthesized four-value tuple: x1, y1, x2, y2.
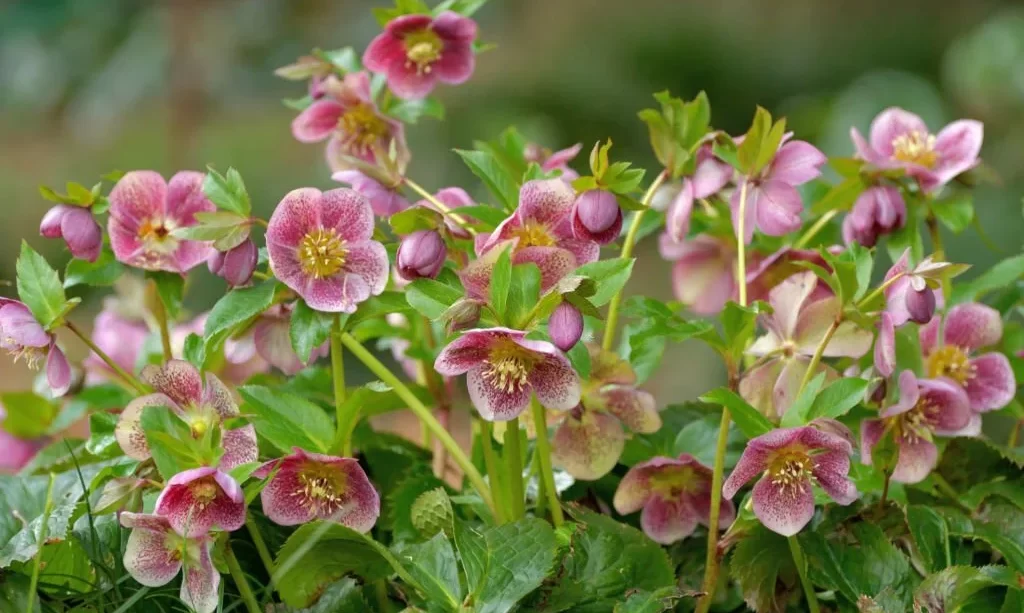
(574, 258, 634, 307)
(203, 280, 278, 341)
(16, 241, 68, 328)
(914, 566, 1019, 613)
(291, 299, 335, 363)
(203, 166, 251, 216)
(806, 377, 869, 421)
(394, 533, 463, 609)
(730, 524, 796, 613)
(906, 505, 950, 573)
(239, 385, 334, 454)
(63, 248, 125, 288)
(454, 149, 519, 212)
(406, 278, 464, 320)
(700, 387, 772, 439)
(298, 578, 371, 612)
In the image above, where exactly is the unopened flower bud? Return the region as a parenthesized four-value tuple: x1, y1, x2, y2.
(572, 190, 622, 245)
(397, 230, 446, 280)
(39, 204, 102, 262)
(208, 238, 258, 287)
(905, 284, 936, 324)
(410, 487, 454, 538)
(442, 298, 481, 333)
(841, 186, 906, 248)
(549, 302, 584, 351)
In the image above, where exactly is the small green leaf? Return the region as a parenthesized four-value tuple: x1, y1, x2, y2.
(931, 193, 973, 234)
(489, 248, 512, 321)
(700, 388, 772, 439)
(574, 258, 634, 307)
(951, 254, 1024, 304)
(406, 278, 464, 320)
(146, 271, 185, 319)
(508, 263, 541, 328)
(454, 149, 519, 212)
(239, 385, 334, 453)
(810, 176, 865, 215)
(349, 291, 413, 329)
(456, 205, 508, 228)
(16, 241, 69, 328)
(807, 377, 869, 421)
(389, 207, 441, 234)
(63, 249, 125, 288)
(182, 333, 206, 369)
(203, 166, 251, 216)
(141, 406, 206, 479)
(291, 300, 335, 363)
(781, 372, 825, 427)
(204, 280, 278, 341)
(0, 391, 58, 439)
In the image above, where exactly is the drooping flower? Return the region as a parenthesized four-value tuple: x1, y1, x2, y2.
(332, 170, 411, 217)
(0, 298, 72, 396)
(253, 447, 380, 529)
(154, 467, 246, 538)
(659, 234, 736, 315)
(120, 512, 219, 613)
(548, 302, 584, 352)
(723, 425, 858, 536)
(397, 229, 447, 280)
(108, 171, 216, 273)
(731, 138, 826, 243)
(851, 107, 983, 192)
(40, 204, 103, 262)
(920, 303, 1015, 412)
(571, 190, 622, 245)
(664, 145, 734, 243)
(266, 187, 389, 313)
(291, 72, 409, 172)
(363, 11, 477, 100)
(614, 454, 733, 545)
(415, 186, 475, 239)
(524, 142, 582, 181)
(861, 370, 974, 484)
(739, 272, 872, 418)
(207, 237, 258, 287)
(434, 327, 580, 421)
(883, 250, 939, 326)
(841, 186, 907, 248)
(115, 360, 258, 470)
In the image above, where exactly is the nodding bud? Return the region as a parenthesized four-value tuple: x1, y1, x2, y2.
(39, 204, 103, 263)
(397, 230, 446, 281)
(841, 186, 907, 248)
(442, 298, 481, 333)
(549, 302, 584, 351)
(208, 238, 258, 287)
(905, 285, 936, 324)
(572, 189, 622, 245)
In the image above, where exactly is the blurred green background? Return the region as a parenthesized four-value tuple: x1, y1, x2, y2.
(2, 0, 1023, 401)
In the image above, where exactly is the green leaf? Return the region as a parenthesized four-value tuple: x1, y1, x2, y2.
(297, 578, 371, 612)
(16, 241, 69, 328)
(942, 502, 1024, 573)
(699, 387, 772, 439)
(203, 166, 251, 216)
(389, 207, 441, 234)
(810, 176, 865, 215)
(454, 517, 558, 613)
(141, 405, 208, 479)
(394, 534, 463, 609)
(835, 523, 913, 607)
(905, 505, 949, 573)
(454, 149, 519, 212)
(886, 207, 924, 266)
(203, 280, 278, 341)
(807, 377, 869, 421)
(349, 291, 413, 329)
(671, 411, 744, 469)
(489, 247, 512, 321)
(386, 95, 445, 124)
(63, 248, 125, 288)
(914, 566, 1020, 612)
(86, 412, 119, 457)
(146, 270, 185, 319)
(508, 262, 541, 328)
(238, 385, 334, 453)
(721, 301, 768, 359)
(567, 340, 592, 380)
(730, 523, 796, 613)
(182, 333, 206, 369)
(737, 107, 772, 175)
(406, 278, 464, 320)
(172, 211, 251, 251)
(895, 324, 924, 376)
(456, 204, 509, 228)
(951, 254, 1024, 304)
(931, 193, 974, 234)
(613, 588, 686, 613)
(575, 258, 634, 307)
(780, 371, 825, 427)
(291, 299, 335, 363)
(0, 391, 58, 439)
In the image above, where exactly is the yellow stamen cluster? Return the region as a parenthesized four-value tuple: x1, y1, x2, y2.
(481, 339, 534, 393)
(298, 227, 347, 279)
(926, 345, 974, 386)
(403, 30, 443, 74)
(891, 131, 938, 168)
(293, 462, 348, 514)
(512, 220, 557, 249)
(138, 218, 179, 255)
(8, 345, 45, 370)
(338, 103, 389, 154)
(768, 450, 814, 498)
(649, 466, 699, 501)
(893, 401, 937, 444)
(189, 479, 219, 509)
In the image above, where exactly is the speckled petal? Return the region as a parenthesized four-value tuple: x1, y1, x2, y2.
(342, 241, 389, 296)
(121, 513, 182, 587)
(108, 171, 167, 234)
(201, 372, 237, 417)
(434, 328, 506, 376)
(860, 418, 886, 468)
(467, 366, 532, 421)
(180, 540, 219, 613)
(512, 246, 576, 292)
(593, 386, 661, 434)
(752, 475, 815, 536)
(612, 456, 682, 514)
(551, 411, 625, 480)
(221, 425, 259, 470)
(527, 351, 581, 412)
(292, 99, 345, 142)
(258, 456, 316, 525)
(319, 188, 376, 243)
(965, 353, 1015, 412)
(517, 179, 575, 226)
(641, 497, 699, 545)
(918, 377, 971, 433)
(154, 468, 246, 538)
(891, 437, 938, 484)
(266, 188, 322, 251)
(116, 393, 178, 460)
(142, 360, 203, 407)
(812, 449, 858, 505)
(933, 303, 1003, 353)
(304, 273, 371, 313)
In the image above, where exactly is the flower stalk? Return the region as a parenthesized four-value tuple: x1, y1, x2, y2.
(788, 535, 821, 613)
(504, 417, 526, 520)
(65, 321, 147, 393)
(223, 538, 262, 613)
(331, 315, 354, 456)
(531, 397, 564, 527)
(404, 177, 476, 235)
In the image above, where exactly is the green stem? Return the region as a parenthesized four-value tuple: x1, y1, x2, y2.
(153, 295, 173, 362)
(25, 473, 56, 613)
(1009, 419, 1022, 449)
(404, 177, 476, 235)
(331, 315, 355, 456)
(880, 471, 892, 508)
(855, 272, 905, 311)
(65, 321, 147, 393)
(504, 417, 526, 520)
(602, 170, 667, 351)
(795, 318, 841, 398)
(926, 214, 952, 304)
(793, 209, 838, 250)
(480, 420, 508, 524)
(245, 519, 275, 585)
(788, 536, 821, 613)
(736, 181, 750, 307)
(339, 332, 495, 513)
(223, 539, 262, 613)
(932, 473, 970, 512)
(530, 398, 564, 527)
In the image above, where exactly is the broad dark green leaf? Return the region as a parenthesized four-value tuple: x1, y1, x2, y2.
(204, 280, 278, 341)
(730, 524, 796, 613)
(239, 385, 334, 454)
(951, 254, 1024, 304)
(905, 505, 950, 573)
(394, 534, 462, 609)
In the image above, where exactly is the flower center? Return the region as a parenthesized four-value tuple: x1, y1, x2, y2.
(893, 401, 937, 444)
(767, 449, 814, 498)
(298, 227, 347, 279)
(512, 220, 557, 249)
(294, 462, 348, 514)
(338, 103, 389, 153)
(5, 344, 45, 370)
(481, 339, 534, 394)
(138, 218, 179, 255)
(891, 131, 938, 168)
(648, 466, 699, 501)
(926, 345, 974, 386)
(189, 478, 220, 507)
(403, 30, 442, 74)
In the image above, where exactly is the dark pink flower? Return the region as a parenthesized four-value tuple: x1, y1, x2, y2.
(120, 512, 218, 613)
(363, 11, 477, 100)
(851, 107, 983, 192)
(883, 250, 939, 326)
(397, 229, 446, 280)
(108, 171, 216, 273)
(0, 298, 71, 396)
(253, 447, 380, 529)
(416, 186, 475, 239)
(40, 204, 103, 262)
(659, 234, 737, 315)
(614, 455, 733, 545)
(154, 467, 246, 537)
(571, 190, 622, 245)
(841, 186, 906, 248)
(524, 142, 582, 181)
(861, 370, 974, 484)
(723, 425, 858, 536)
(920, 303, 1015, 412)
(434, 327, 581, 421)
(207, 237, 258, 287)
(332, 170, 411, 217)
(549, 302, 584, 351)
(266, 187, 389, 313)
(115, 360, 257, 470)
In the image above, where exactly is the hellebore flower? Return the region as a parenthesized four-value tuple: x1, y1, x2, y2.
(154, 467, 246, 538)
(108, 171, 216, 273)
(659, 234, 737, 315)
(40, 204, 103, 262)
(875, 312, 896, 378)
(332, 170, 410, 217)
(120, 512, 219, 613)
(416, 186, 475, 239)
(397, 229, 446, 280)
(291, 72, 409, 171)
(841, 186, 907, 247)
(253, 447, 380, 529)
(851, 107, 983, 192)
(363, 11, 477, 100)
(524, 142, 582, 181)
(248, 303, 329, 375)
(861, 370, 974, 484)
(883, 250, 939, 326)
(266, 187, 389, 313)
(84, 308, 149, 381)
(731, 138, 826, 243)
(0, 298, 71, 396)
(571, 190, 622, 245)
(723, 425, 858, 536)
(664, 145, 734, 243)
(920, 303, 1015, 412)
(614, 454, 733, 544)
(740, 272, 873, 418)
(207, 237, 258, 287)
(115, 360, 258, 470)
(548, 302, 584, 351)
(434, 327, 580, 421)
(0, 402, 43, 474)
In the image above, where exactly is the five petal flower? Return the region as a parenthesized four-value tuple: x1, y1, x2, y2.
(153, 467, 246, 538)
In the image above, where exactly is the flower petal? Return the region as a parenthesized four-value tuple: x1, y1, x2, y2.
(527, 352, 581, 412)
(142, 360, 203, 408)
(691, 156, 733, 199)
(812, 449, 858, 505)
(752, 475, 815, 536)
(433, 328, 504, 376)
(869, 107, 929, 156)
(767, 271, 818, 341)
(668, 236, 736, 315)
(304, 273, 371, 313)
(753, 180, 804, 237)
(221, 426, 259, 470)
(343, 241, 390, 297)
(292, 99, 345, 143)
(253, 315, 308, 375)
(154, 469, 246, 538)
(434, 41, 475, 84)
(874, 312, 896, 377)
(592, 386, 661, 434)
(551, 410, 625, 480)
(0, 302, 49, 348)
(723, 430, 797, 499)
(729, 180, 758, 244)
(517, 179, 575, 226)
(891, 437, 938, 484)
(512, 246, 577, 293)
(45, 343, 72, 397)
(773, 357, 812, 421)
(932, 119, 983, 184)
(795, 298, 872, 358)
(467, 366, 531, 421)
(116, 394, 178, 461)
(320, 188, 376, 243)
(180, 540, 220, 613)
(386, 67, 437, 100)
(768, 140, 826, 185)
(965, 352, 1015, 413)
(666, 180, 694, 243)
(122, 516, 182, 587)
(612, 456, 684, 514)
(259, 456, 316, 525)
(937, 303, 1003, 353)
(738, 359, 784, 418)
(641, 497, 699, 545)
(267, 188, 322, 251)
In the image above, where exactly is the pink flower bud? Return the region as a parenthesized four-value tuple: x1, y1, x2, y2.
(39, 204, 103, 262)
(549, 302, 584, 351)
(906, 285, 936, 324)
(208, 238, 258, 287)
(397, 230, 446, 280)
(572, 190, 622, 245)
(841, 186, 906, 248)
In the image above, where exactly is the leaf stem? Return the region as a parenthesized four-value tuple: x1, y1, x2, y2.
(153, 295, 173, 362)
(788, 535, 821, 613)
(736, 180, 750, 306)
(403, 177, 476, 235)
(795, 318, 841, 399)
(504, 416, 526, 520)
(530, 398, 564, 527)
(25, 473, 56, 613)
(330, 315, 354, 456)
(926, 213, 952, 304)
(245, 518, 275, 587)
(339, 332, 495, 513)
(793, 209, 838, 250)
(223, 538, 262, 613)
(601, 169, 667, 351)
(479, 420, 508, 523)
(855, 272, 904, 311)
(65, 321, 147, 393)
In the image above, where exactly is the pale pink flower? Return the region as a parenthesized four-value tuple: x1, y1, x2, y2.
(0, 298, 71, 396)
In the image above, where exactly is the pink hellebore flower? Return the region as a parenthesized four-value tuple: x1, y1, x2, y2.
(332, 170, 411, 218)
(851, 107, 983, 193)
(115, 360, 258, 470)
(723, 425, 858, 536)
(154, 467, 246, 538)
(659, 234, 737, 316)
(731, 138, 826, 243)
(920, 303, 1015, 413)
(40, 204, 103, 262)
(250, 303, 329, 375)
(548, 302, 584, 352)
(120, 512, 219, 613)
(841, 186, 907, 248)
(267, 187, 389, 313)
(291, 72, 408, 172)
(861, 370, 974, 484)
(665, 145, 734, 243)
(614, 454, 733, 545)
(363, 11, 477, 100)
(740, 272, 873, 419)
(253, 447, 380, 529)
(108, 171, 216, 273)
(524, 142, 582, 182)
(397, 229, 447, 280)
(434, 327, 581, 421)
(883, 250, 938, 326)
(0, 298, 72, 396)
